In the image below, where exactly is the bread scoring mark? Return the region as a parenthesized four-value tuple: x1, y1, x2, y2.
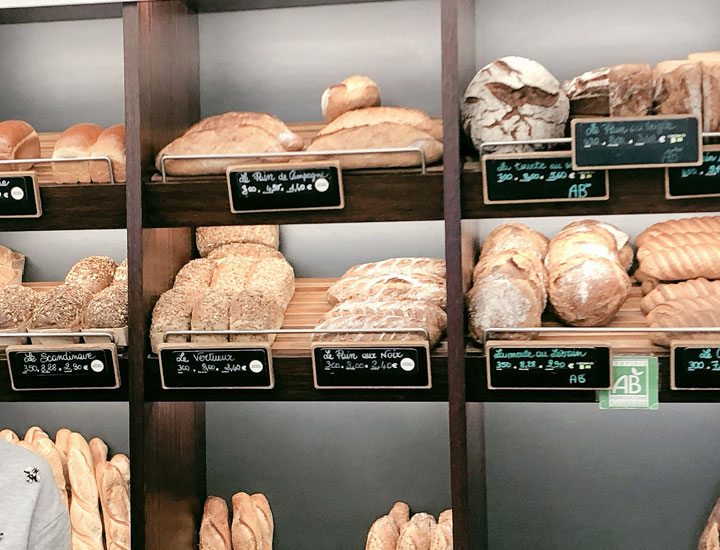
(486, 83, 560, 108)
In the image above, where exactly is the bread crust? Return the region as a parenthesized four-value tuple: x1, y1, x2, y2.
(200, 496, 232, 550)
(342, 258, 445, 279)
(467, 278, 542, 341)
(52, 123, 104, 183)
(481, 223, 549, 260)
(96, 461, 130, 550)
(89, 124, 126, 183)
(327, 273, 446, 308)
(366, 515, 399, 550)
(654, 60, 703, 116)
(319, 106, 441, 141)
(324, 300, 447, 331)
(322, 75, 381, 122)
(231, 492, 262, 550)
(68, 432, 104, 550)
(314, 314, 442, 346)
(0, 120, 41, 170)
(197, 226, 279, 257)
(0, 284, 38, 329)
(641, 278, 720, 314)
(608, 63, 653, 116)
(65, 256, 118, 294)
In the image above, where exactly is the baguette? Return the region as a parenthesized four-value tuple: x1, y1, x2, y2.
(89, 124, 126, 183)
(641, 278, 720, 314)
(318, 106, 442, 141)
(67, 432, 103, 550)
(397, 513, 436, 550)
(196, 225, 280, 256)
(636, 216, 720, 247)
(324, 300, 447, 331)
(250, 494, 273, 550)
(32, 437, 68, 508)
(638, 244, 720, 281)
(0, 428, 19, 443)
(438, 510, 452, 526)
(52, 123, 104, 183)
(231, 492, 263, 550)
(326, 273, 446, 308)
(24, 425, 49, 443)
(388, 502, 410, 529)
(322, 75, 381, 122)
(366, 515, 400, 550)
(341, 258, 446, 280)
(698, 522, 720, 550)
(95, 461, 130, 550)
(200, 496, 232, 550)
(109, 454, 130, 492)
(0, 120, 41, 171)
(313, 314, 442, 346)
(88, 438, 108, 472)
(56, 428, 72, 501)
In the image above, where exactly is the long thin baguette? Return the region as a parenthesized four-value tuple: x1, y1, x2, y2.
(96, 461, 130, 550)
(250, 494, 273, 550)
(200, 496, 232, 550)
(33, 437, 69, 508)
(231, 492, 262, 550)
(67, 432, 104, 550)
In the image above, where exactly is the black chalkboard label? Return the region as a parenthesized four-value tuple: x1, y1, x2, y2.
(482, 152, 609, 204)
(158, 344, 274, 390)
(226, 161, 344, 213)
(312, 343, 431, 389)
(572, 115, 702, 170)
(665, 146, 720, 199)
(486, 342, 612, 390)
(671, 342, 720, 390)
(7, 344, 119, 391)
(0, 172, 41, 218)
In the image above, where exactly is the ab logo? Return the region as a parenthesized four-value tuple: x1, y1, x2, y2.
(612, 367, 644, 395)
(599, 358, 658, 410)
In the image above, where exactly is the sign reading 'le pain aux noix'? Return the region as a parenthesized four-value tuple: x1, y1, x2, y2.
(226, 161, 344, 214)
(485, 342, 612, 390)
(482, 151, 609, 204)
(0, 171, 42, 218)
(7, 344, 120, 391)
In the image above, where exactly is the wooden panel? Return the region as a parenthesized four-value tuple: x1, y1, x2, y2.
(0, 3, 122, 24)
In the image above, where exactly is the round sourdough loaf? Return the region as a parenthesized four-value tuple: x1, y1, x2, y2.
(544, 227, 619, 272)
(321, 75, 381, 122)
(467, 278, 542, 341)
(481, 223, 549, 260)
(472, 250, 547, 306)
(562, 219, 633, 270)
(462, 56, 569, 153)
(0, 284, 38, 329)
(548, 254, 630, 326)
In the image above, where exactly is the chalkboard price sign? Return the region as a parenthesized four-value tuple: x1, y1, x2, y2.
(158, 344, 274, 390)
(7, 344, 119, 391)
(485, 342, 612, 390)
(0, 171, 42, 218)
(312, 343, 431, 389)
(226, 161, 344, 213)
(572, 115, 702, 170)
(671, 342, 720, 390)
(665, 146, 720, 199)
(482, 152, 609, 204)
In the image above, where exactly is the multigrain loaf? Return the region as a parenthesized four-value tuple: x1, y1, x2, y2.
(81, 283, 128, 328)
(341, 258, 446, 279)
(318, 106, 442, 142)
(0, 120, 41, 171)
(196, 225, 279, 256)
(190, 289, 232, 343)
(229, 289, 289, 344)
(29, 284, 94, 329)
(206, 242, 285, 262)
(326, 273, 446, 308)
(52, 123, 104, 183)
(366, 515, 400, 550)
(149, 288, 200, 353)
(640, 278, 720, 314)
(324, 300, 447, 330)
(480, 223, 549, 260)
(65, 256, 118, 294)
(211, 257, 295, 306)
(322, 75, 381, 122)
(313, 314, 442, 346)
(89, 124, 126, 183)
(0, 264, 20, 288)
(173, 258, 217, 294)
(0, 284, 38, 329)
(113, 259, 128, 284)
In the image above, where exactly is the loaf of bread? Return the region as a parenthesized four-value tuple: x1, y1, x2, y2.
(562, 68, 610, 116)
(109, 454, 130, 492)
(65, 256, 118, 294)
(438, 510, 451, 526)
(89, 124, 126, 183)
(397, 513, 436, 550)
(190, 290, 231, 343)
(24, 426, 49, 443)
(113, 259, 128, 285)
(29, 284, 94, 329)
(200, 496, 231, 550)
(327, 274, 446, 308)
(149, 288, 199, 353)
(82, 283, 128, 328)
(211, 257, 295, 306)
(33, 437, 69, 508)
(206, 243, 285, 262)
(231, 492, 263, 550)
(389, 502, 410, 529)
(473, 250, 547, 306)
(0, 284, 38, 329)
(67, 432, 104, 550)
(544, 226, 620, 273)
(699, 522, 720, 550)
(638, 244, 720, 280)
(324, 300, 447, 331)
(250, 494, 273, 550)
(608, 64, 653, 116)
(0, 428, 19, 443)
(561, 220, 633, 271)
(196, 225, 280, 257)
(646, 296, 720, 346)
(341, 258, 446, 280)
(637, 232, 720, 260)
(647, 295, 720, 324)
(322, 75, 381, 122)
(0, 120, 41, 171)
(228, 289, 286, 344)
(635, 216, 720, 247)
(318, 106, 442, 142)
(462, 56, 569, 153)
(88, 438, 108, 473)
(481, 223, 549, 260)
(366, 515, 400, 550)
(653, 60, 703, 116)
(314, 314, 442, 345)
(155, 112, 303, 176)
(641, 278, 720, 313)
(95, 460, 130, 550)
(688, 52, 720, 132)
(173, 258, 216, 295)
(52, 123, 104, 183)
(430, 522, 453, 550)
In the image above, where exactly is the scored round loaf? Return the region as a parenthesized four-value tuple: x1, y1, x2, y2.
(388, 502, 410, 529)
(229, 289, 285, 344)
(191, 289, 232, 343)
(149, 288, 200, 353)
(0, 284, 38, 329)
(65, 256, 118, 294)
(481, 223, 549, 260)
(206, 242, 285, 262)
(548, 254, 630, 327)
(366, 515, 399, 550)
(81, 282, 128, 328)
(462, 56, 569, 153)
(113, 259, 128, 284)
(173, 258, 216, 295)
(29, 284, 94, 329)
(196, 225, 280, 257)
(545, 226, 620, 272)
(0, 120, 41, 171)
(561, 220, 633, 270)
(473, 250, 547, 307)
(321, 75, 381, 122)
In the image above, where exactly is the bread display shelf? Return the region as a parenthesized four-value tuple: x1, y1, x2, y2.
(145, 278, 449, 401)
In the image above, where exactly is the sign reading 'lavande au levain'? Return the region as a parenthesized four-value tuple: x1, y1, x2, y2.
(572, 115, 702, 170)
(671, 342, 720, 390)
(0, 172, 41, 218)
(226, 162, 344, 213)
(485, 342, 612, 390)
(666, 146, 720, 199)
(482, 152, 609, 204)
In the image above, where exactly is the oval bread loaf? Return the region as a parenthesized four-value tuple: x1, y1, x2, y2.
(190, 289, 232, 343)
(638, 244, 720, 280)
(113, 259, 128, 284)
(327, 273, 446, 308)
(318, 106, 442, 142)
(544, 227, 620, 272)
(206, 242, 285, 262)
(81, 282, 128, 328)
(196, 225, 279, 256)
(229, 289, 286, 344)
(149, 288, 199, 353)
(341, 257, 446, 280)
(29, 284, 94, 329)
(173, 258, 216, 294)
(324, 299, 447, 330)
(322, 75, 381, 122)
(313, 314, 442, 346)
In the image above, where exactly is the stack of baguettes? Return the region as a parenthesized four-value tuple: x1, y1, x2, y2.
(149, 225, 295, 352)
(698, 497, 720, 550)
(365, 502, 452, 550)
(199, 492, 273, 550)
(635, 215, 720, 346)
(314, 258, 447, 347)
(0, 426, 130, 550)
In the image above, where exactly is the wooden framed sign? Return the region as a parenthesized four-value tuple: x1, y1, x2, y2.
(0, 171, 42, 218)
(311, 342, 431, 389)
(671, 341, 720, 390)
(571, 115, 702, 170)
(226, 161, 344, 214)
(157, 343, 274, 390)
(665, 145, 720, 199)
(485, 341, 612, 390)
(481, 151, 609, 204)
(6, 343, 119, 391)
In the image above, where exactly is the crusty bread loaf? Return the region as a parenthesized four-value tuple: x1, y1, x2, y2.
(324, 300, 447, 331)
(0, 284, 38, 329)
(0, 428, 19, 443)
(318, 106, 442, 142)
(32, 437, 68, 508)
(250, 494, 273, 550)
(82, 283, 128, 328)
(548, 255, 631, 326)
(89, 124, 126, 183)
(366, 515, 400, 550)
(173, 258, 216, 295)
(473, 250, 547, 306)
(307, 121, 442, 169)
(65, 256, 118, 294)
(341, 258, 445, 280)
(429, 522, 453, 550)
(637, 232, 720, 260)
(52, 123, 104, 183)
(191, 290, 231, 343)
(397, 513, 436, 550)
(481, 223, 549, 260)
(200, 496, 232, 550)
(67, 432, 104, 550)
(636, 216, 720, 247)
(467, 278, 542, 341)
(228, 289, 289, 345)
(56, 428, 71, 455)
(322, 75, 381, 122)
(688, 52, 720, 132)
(88, 438, 108, 472)
(562, 67, 610, 116)
(149, 288, 200, 353)
(207, 243, 285, 262)
(653, 60, 703, 116)
(231, 492, 263, 550)
(0, 120, 41, 171)
(608, 63, 653, 116)
(544, 226, 620, 273)
(196, 225, 280, 256)
(95, 461, 130, 550)
(641, 278, 720, 313)
(638, 244, 720, 280)
(327, 274, 446, 308)
(646, 295, 720, 324)
(29, 284, 94, 329)
(647, 296, 720, 346)
(561, 220, 632, 270)
(389, 502, 410, 529)
(109, 454, 130, 492)
(314, 314, 442, 346)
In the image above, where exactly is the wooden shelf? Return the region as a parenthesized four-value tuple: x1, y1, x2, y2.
(0, 3, 122, 24)
(188, 0, 389, 13)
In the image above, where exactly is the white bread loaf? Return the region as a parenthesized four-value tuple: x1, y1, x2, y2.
(52, 123, 104, 183)
(341, 258, 445, 280)
(67, 432, 104, 550)
(95, 461, 130, 550)
(562, 67, 610, 116)
(184, 111, 303, 151)
(327, 273, 446, 308)
(366, 515, 399, 550)
(653, 60, 703, 116)
(89, 124, 126, 183)
(65, 256, 118, 294)
(196, 225, 279, 256)
(608, 64, 653, 116)
(0, 120, 41, 171)
(200, 496, 232, 550)
(388, 502, 410, 529)
(0, 284, 38, 329)
(313, 314, 442, 346)
(481, 223, 549, 260)
(231, 492, 263, 550)
(318, 106, 442, 142)
(462, 56, 569, 153)
(544, 226, 620, 273)
(322, 75, 381, 122)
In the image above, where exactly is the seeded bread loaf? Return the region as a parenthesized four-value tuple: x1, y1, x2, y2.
(0, 120, 41, 171)
(65, 256, 118, 294)
(191, 289, 231, 343)
(211, 257, 295, 306)
(206, 243, 285, 262)
(81, 283, 128, 328)
(149, 288, 200, 353)
(322, 75, 381, 123)
(29, 284, 94, 329)
(184, 111, 303, 151)
(341, 258, 446, 280)
(196, 225, 279, 257)
(366, 515, 399, 550)
(173, 258, 216, 294)
(113, 259, 128, 285)
(0, 284, 38, 329)
(228, 289, 290, 345)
